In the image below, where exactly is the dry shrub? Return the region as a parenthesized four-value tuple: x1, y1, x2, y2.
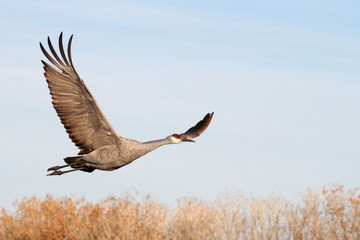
(0, 185, 360, 240)
(0, 193, 167, 240)
(287, 185, 360, 240)
(215, 192, 248, 240)
(0, 195, 82, 240)
(91, 193, 168, 240)
(167, 198, 221, 240)
(215, 192, 291, 240)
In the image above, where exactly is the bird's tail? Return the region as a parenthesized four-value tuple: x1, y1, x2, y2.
(64, 156, 82, 164)
(62, 156, 95, 173)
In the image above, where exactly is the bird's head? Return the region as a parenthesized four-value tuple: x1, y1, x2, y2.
(168, 134, 195, 144)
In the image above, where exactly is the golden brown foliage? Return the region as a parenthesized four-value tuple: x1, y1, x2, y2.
(0, 185, 359, 240)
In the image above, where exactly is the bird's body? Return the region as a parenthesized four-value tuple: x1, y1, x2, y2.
(41, 33, 214, 176)
(69, 137, 174, 172)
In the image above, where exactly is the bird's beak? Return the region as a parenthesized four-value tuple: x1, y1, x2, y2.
(183, 139, 195, 142)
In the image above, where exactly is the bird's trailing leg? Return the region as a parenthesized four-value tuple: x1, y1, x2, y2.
(47, 168, 84, 176)
(47, 162, 83, 176)
(47, 164, 71, 171)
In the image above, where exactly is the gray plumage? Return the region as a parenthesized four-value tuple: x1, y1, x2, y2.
(41, 33, 214, 176)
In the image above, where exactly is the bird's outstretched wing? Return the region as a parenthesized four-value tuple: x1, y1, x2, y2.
(180, 112, 214, 141)
(40, 33, 122, 155)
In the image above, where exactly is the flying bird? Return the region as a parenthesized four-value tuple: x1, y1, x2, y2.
(40, 33, 214, 176)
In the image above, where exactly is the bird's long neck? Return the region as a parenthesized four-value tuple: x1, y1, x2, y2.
(120, 137, 172, 163)
(140, 138, 172, 153)
(122, 137, 173, 162)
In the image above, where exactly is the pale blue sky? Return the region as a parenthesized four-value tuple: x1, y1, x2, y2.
(1, 0, 360, 209)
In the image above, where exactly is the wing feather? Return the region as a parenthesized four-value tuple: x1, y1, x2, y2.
(59, 34, 70, 66)
(47, 37, 65, 66)
(41, 33, 122, 155)
(180, 112, 214, 140)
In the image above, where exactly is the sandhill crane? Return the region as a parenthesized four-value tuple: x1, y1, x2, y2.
(40, 33, 214, 176)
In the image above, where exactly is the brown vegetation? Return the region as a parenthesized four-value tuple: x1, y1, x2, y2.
(0, 185, 359, 240)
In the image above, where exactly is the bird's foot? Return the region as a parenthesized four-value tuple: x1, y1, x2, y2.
(47, 166, 60, 171)
(47, 170, 63, 176)
(46, 168, 81, 176)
